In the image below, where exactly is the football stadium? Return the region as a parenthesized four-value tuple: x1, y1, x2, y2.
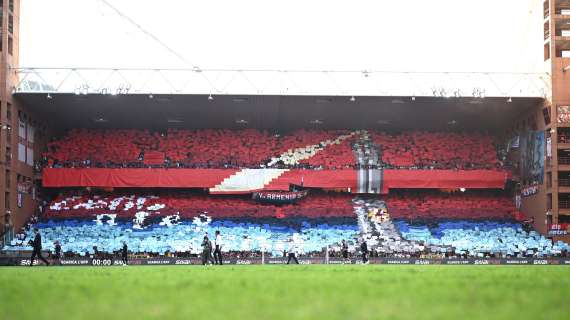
(1, 0, 570, 319)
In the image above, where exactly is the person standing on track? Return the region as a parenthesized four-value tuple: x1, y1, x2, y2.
(53, 240, 62, 265)
(341, 240, 349, 262)
(286, 238, 299, 264)
(360, 239, 369, 264)
(29, 228, 49, 267)
(121, 241, 128, 266)
(213, 230, 223, 265)
(201, 235, 214, 265)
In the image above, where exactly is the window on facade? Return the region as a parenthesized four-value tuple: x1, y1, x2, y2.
(6, 103, 11, 120)
(18, 111, 25, 138)
(18, 142, 25, 162)
(8, 14, 13, 34)
(5, 169, 10, 188)
(8, 36, 13, 55)
(27, 120, 34, 143)
(5, 146, 11, 166)
(9, 0, 14, 12)
(5, 125, 11, 142)
(4, 192, 10, 210)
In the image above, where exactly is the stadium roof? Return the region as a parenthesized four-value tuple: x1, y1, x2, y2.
(13, 68, 550, 98)
(16, 93, 542, 132)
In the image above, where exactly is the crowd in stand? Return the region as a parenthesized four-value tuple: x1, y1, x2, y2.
(370, 131, 500, 170)
(5, 188, 568, 258)
(386, 190, 517, 220)
(44, 128, 349, 169)
(394, 220, 569, 258)
(43, 191, 355, 219)
(11, 127, 564, 260)
(42, 129, 503, 170)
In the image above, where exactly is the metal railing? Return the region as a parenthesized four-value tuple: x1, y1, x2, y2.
(559, 200, 570, 209)
(559, 156, 570, 165)
(558, 135, 570, 143)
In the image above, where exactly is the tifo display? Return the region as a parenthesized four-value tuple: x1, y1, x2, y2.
(4, 191, 569, 260)
(395, 221, 567, 257)
(43, 192, 354, 219)
(3, 127, 567, 266)
(386, 191, 517, 219)
(43, 129, 503, 170)
(9, 219, 358, 257)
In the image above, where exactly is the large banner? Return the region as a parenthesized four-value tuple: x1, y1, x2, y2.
(43, 168, 505, 192)
(252, 191, 308, 204)
(548, 224, 570, 236)
(382, 170, 507, 193)
(521, 184, 539, 197)
(520, 131, 544, 184)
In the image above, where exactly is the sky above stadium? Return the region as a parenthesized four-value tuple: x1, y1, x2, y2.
(21, 0, 543, 73)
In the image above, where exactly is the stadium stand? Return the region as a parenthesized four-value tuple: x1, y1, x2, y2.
(14, 127, 563, 260)
(43, 192, 355, 219)
(45, 129, 350, 169)
(44, 129, 502, 170)
(5, 218, 359, 256)
(6, 188, 564, 259)
(297, 133, 358, 169)
(46, 129, 143, 167)
(6, 192, 357, 256)
(395, 220, 569, 257)
(350, 197, 428, 255)
(344, 196, 567, 258)
(386, 190, 517, 220)
(370, 131, 500, 169)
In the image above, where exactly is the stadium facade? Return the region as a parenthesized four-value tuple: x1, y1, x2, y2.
(1, 0, 570, 259)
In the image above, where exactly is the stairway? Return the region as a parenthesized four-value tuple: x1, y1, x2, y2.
(352, 131, 383, 193)
(209, 168, 290, 193)
(352, 130, 380, 168)
(352, 197, 426, 254)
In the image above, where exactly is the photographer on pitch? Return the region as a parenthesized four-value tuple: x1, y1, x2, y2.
(201, 235, 214, 265)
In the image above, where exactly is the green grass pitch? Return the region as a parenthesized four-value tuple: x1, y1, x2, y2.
(1, 265, 569, 320)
